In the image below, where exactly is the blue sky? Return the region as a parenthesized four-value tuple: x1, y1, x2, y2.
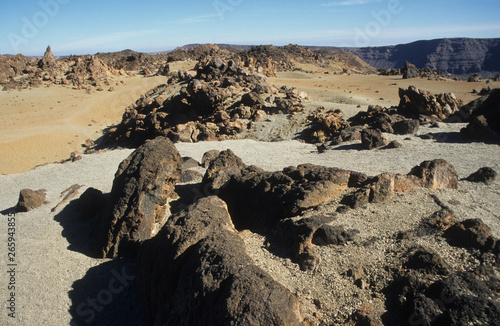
(1, 0, 499, 55)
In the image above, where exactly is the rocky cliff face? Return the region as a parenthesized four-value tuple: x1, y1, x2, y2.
(344, 38, 500, 75)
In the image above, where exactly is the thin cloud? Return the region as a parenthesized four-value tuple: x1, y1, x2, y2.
(321, 0, 382, 7)
(179, 14, 219, 24)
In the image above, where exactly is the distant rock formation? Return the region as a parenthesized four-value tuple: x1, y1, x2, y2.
(38, 45, 56, 69)
(344, 38, 500, 75)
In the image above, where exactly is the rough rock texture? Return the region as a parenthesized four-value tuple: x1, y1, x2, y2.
(383, 270, 500, 325)
(398, 85, 462, 120)
(444, 218, 498, 253)
(361, 128, 388, 150)
(466, 167, 497, 184)
(401, 61, 420, 79)
(90, 137, 182, 258)
(346, 38, 500, 75)
(136, 196, 303, 326)
(344, 159, 458, 208)
(15, 189, 47, 212)
(215, 163, 367, 230)
(201, 149, 221, 168)
(460, 89, 500, 141)
(201, 149, 248, 194)
(408, 159, 459, 190)
(38, 46, 56, 69)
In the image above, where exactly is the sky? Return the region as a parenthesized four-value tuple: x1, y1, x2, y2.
(1, 0, 499, 56)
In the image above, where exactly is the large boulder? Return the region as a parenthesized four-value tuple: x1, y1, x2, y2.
(212, 162, 367, 230)
(460, 88, 500, 141)
(401, 61, 420, 79)
(15, 189, 47, 212)
(136, 196, 303, 325)
(398, 86, 461, 120)
(408, 159, 459, 190)
(91, 137, 182, 258)
(361, 128, 388, 149)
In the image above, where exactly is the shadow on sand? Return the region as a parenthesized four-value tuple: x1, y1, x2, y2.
(54, 200, 145, 325)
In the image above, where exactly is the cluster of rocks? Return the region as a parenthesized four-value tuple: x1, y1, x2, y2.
(1, 46, 126, 91)
(304, 84, 500, 149)
(14, 133, 497, 324)
(401, 61, 450, 80)
(103, 57, 307, 147)
(61, 136, 498, 325)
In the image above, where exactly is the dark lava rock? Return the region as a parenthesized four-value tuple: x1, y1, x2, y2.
(385, 140, 403, 149)
(393, 119, 419, 135)
(404, 247, 450, 275)
(402, 61, 420, 79)
(179, 170, 204, 183)
(444, 218, 497, 252)
(312, 224, 359, 246)
(361, 129, 388, 150)
(181, 156, 199, 170)
(383, 270, 500, 326)
(201, 149, 247, 194)
(77, 187, 106, 221)
(215, 163, 367, 230)
(460, 89, 500, 141)
(136, 196, 303, 326)
(91, 136, 182, 258)
(466, 167, 497, 184)
(15, 188, 47, 212)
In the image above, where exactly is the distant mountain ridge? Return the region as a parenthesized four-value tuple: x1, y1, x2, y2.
(335, 38, 500, 75)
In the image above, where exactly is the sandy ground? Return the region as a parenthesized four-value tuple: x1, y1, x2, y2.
(0, 75, 168, 174)
(0, 133, 498, 325)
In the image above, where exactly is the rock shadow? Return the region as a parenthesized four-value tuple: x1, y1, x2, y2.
(69, 258, 145, 326)
(54, 197, 107, 258)
(1, 207, 16, 216)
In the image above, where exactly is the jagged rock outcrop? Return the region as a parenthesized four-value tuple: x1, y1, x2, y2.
(345, 38, 500, 75)
(361, 128, 388, 150)
(15, 189, 47, 212)
(88, 137, 182, 258)
(38, 45, 56, 69)
(460, 88, 500, 141)
(398, 85, 462, 120)
(136, 196, 304, 325)
(104, 57, 307, 147)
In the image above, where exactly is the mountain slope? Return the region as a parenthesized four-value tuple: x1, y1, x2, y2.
(341, 38, 500, 75)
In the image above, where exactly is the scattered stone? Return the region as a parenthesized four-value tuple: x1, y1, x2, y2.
(460, 89, 500, 141)
(444, 219, 497, 252)
(15, 189, 47, 212)
(398, 85, 461, 120)
(466, 167, 497, 184)
(404, 247, 449, 275)
(385, 140, 402, 149)
(361, 128, 388, 149)
(392, 119, 419, 134)
(408, 159, 458, 189)
(312, 225, 359, 246)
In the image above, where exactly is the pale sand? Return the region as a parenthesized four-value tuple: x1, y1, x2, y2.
(1, 68, 498, 175)
(0, 133, 498, 325)
(0, 75, 168, 174)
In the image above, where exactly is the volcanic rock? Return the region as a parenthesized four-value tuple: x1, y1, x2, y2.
(90, 137, 182, 258)
(15, 189, 47, 212)
(444, 218, 497, 252)
(466, 167, 497, 184)
(136, 196, 303, 325)
(201, 149, 221, 168)
(408, 159, 459, 189)
(361, 128, 388, 149)
(460, 89, 500, 141)
(398, 85, 462, 120)
(401, 61, 420, 79)
(38, 46, 56, 69)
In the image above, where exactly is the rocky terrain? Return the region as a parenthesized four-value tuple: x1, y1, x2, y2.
(341, 38, 500, 76)
(0, 45, 499, 326)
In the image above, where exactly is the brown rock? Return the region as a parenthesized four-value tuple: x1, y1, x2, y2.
(201, 149, 221, 168)
(136, 196, 303, 325)
(398, 85, 461, 120)
(361, 128, 388, 149)
(408, 159, 458, 189)
(15, 189, 47, 212)
(91, 136, 182, 258)
(38, 45, 56, 69)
